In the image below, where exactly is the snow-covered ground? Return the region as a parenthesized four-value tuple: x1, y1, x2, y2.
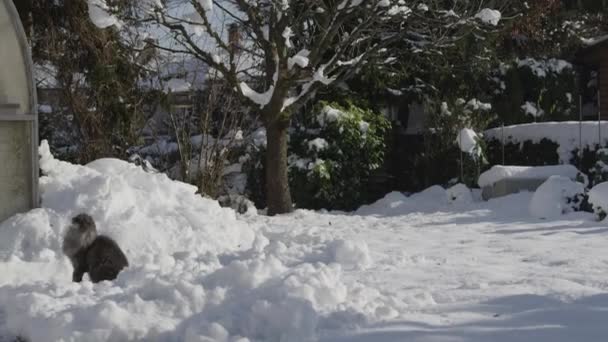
(1, 144, 608, 342)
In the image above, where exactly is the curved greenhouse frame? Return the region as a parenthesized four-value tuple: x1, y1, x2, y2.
(0, 0, 38, 222)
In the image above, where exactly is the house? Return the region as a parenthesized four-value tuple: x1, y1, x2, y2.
(576, 35, 608, 119)
(0, 0, 38, 222)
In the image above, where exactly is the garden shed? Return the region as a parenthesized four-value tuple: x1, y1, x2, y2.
(0, 0, 38, 222)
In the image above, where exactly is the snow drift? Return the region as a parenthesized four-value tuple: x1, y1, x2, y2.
(0, 141, 381, 342)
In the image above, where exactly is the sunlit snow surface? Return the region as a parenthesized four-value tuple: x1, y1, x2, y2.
(1, 143, 608, 341)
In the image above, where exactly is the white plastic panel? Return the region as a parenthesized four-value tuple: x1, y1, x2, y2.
(0, 121, 32, 221)
(0, 0, 30, 114)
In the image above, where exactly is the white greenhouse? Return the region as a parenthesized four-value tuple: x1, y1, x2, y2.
(0, 0, 38, 222)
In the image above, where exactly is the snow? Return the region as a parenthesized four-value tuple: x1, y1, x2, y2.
(87, 0, 121, 29)
(581, 35, 608, 47)
(588, 182, 608, 217)
(308, 138, 329, 152)
(239, 82, 274, 107)
(521, 101, 543, 118)
(288, 50, 310, 70)
(4, 143, 608, 341)
(484, 121, 608, 163)
(317, 106, 346, 127)
(164, 78, 191, 93)
(456, 128, 481, 157)
(529, 176, 585, 219)
(475, 8, 502, 26)
(447, 183, 474, 204)
(517, 58, 572, 77)
(478, 165, 582, 188)
(197, 0, 213, 11)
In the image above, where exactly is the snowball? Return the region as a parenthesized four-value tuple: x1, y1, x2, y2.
(529, 176, 585, 219)
(456, 128, 481, 156)
(475, 8, 501, 26)
(447, 184, 473, 204)
(356, 186, 449, 216)
(478, 165, 582, 188)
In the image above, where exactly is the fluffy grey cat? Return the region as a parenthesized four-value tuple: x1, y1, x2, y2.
(62, 214, 129, 283)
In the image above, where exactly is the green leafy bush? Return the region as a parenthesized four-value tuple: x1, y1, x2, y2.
(245, 101, 391, 211)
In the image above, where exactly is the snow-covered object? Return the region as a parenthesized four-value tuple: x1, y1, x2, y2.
(588, 182, 608, 219)
(164, 78, 191, 93)
(447, 183, 474, 204)
(529, 176, 585, 219)
(239, 82, 273, 107)
(308, 138, 329, 151)
(317, 105, 346, 127)
(456, 128, 481, 157)
(475, 8, 501, 26)
(87, 0, 121, 29)
(582, 35, 608, 47)
(478, 165, 582, 188)
(521, 101, 543, 118)
(484, 121, 608, 163)
(517, 58, 572, 77)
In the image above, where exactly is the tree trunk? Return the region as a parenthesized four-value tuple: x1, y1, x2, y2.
(265, 119, 293, 215)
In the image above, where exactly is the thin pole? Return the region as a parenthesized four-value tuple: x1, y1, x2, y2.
(599, 90, 602, 147)
(579, 95, 583, 170)
(501, 122, 505, 165)
(460, 129, 464, 183)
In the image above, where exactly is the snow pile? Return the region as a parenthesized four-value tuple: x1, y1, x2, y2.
(484, 121, 608, 163)
(0, 141, 389, 342)
(328, 239, 372, 270)
(475, 8, 501, 26)
(456, 128, 481, 157)
(588, 182, 608, 219)
(356, 186, 450, 216)
(529, 176, 585, 219)
(478, 165, 581, 188)
(447, 183, 474, 204)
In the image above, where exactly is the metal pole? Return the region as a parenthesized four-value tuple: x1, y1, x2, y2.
(460, 129, 464, 183)
(579, 95, 583, 170)
(599, 90, 602, 148)
(501, 122, 505, 165)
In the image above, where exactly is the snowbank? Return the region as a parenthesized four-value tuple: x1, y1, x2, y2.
(478, 165, 582, 188)
(484, 121, 608, 163)
(0, 141, 385, 342)
(447, 183, 474, 204)
(529, 176, 585, 219)
(588, 182, 608, 218)
(356, 186, 453, 216)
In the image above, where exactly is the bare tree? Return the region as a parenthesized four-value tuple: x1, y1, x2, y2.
(97, 0, 498, 214)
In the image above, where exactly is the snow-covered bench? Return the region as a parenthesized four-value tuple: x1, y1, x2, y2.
(478, 165, 583, 200)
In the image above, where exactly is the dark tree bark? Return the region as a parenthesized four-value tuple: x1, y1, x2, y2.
(265, 118, 293, 215)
